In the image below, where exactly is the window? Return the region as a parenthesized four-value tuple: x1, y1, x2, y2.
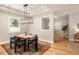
(9, 18, 21, 33)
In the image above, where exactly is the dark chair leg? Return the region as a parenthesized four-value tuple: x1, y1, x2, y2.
(18, 45, 21, 48)
(14, 44, 17, 53)
(35, 40, 38, 51)
(28, 42, 29, 51)
(10, 42, 12, 49)
(24, 42, 26, 52)
(36, 46, 38, 51)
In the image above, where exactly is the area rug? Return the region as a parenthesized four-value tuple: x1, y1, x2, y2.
(1, 41, 51, 55)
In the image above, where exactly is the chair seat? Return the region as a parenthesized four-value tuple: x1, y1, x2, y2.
(29, 42, 36, 45)
(16, 41, 25, 45)
(28, 34, 38, 51)
(10, 36, 26, 53)
(28, 40, 36, 44)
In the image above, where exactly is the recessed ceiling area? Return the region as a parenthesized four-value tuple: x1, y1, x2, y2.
(1, 4, 79, 17)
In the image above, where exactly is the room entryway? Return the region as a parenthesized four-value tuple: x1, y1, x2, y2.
(54, 15, 69, 43)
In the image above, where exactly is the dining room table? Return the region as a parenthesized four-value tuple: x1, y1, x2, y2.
(15, 33, 34, 51)
(16, 34, 34, 40)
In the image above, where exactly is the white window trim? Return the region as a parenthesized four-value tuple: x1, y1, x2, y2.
(8, 16, 21, 33)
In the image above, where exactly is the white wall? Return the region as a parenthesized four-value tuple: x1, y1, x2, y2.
(0, 11, 28, 43)
(0, 13, 9, 42)
(29, 10, 54, 43)
(69, 13, 79, 41)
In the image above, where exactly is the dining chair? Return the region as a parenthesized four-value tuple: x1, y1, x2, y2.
(10, 36, 16, 49)
(10, 36, 26, 53)
(28, 34, 38, 51)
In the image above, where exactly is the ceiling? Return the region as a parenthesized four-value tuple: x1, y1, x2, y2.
(2, 4, 79, 16)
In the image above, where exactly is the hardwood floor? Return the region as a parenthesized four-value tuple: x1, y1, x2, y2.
(0, 45, 8, 55)
(0, 39, 79, 55)
(43, 39, 79, 55)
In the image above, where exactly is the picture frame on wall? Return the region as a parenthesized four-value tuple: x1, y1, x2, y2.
(41, 17, 50, 30)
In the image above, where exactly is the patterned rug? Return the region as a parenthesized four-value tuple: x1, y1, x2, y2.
(1, 41, 51, 55)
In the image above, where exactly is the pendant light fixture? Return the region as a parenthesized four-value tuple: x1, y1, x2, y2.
(24, 4, 28, 22)
(21, 4, 32, 24)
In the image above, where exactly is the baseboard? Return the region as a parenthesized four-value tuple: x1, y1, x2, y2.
(0, 41, 9, 45)
(0, 39, 53, 45)
(39, 39, 53, 44)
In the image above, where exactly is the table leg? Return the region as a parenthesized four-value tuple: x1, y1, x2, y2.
(28, 40, 29, 51)
(24, 40, 27, 52)
(35, 40, 38, 51)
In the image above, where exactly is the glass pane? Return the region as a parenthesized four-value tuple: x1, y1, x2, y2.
(42, 17, 50, 30)
(9, 18, 20, 33)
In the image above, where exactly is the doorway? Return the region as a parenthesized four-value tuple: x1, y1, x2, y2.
(54, 15, 69, 43)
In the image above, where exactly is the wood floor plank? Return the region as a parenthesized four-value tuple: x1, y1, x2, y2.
(0, 45, 8, 55)
(43, 39, 79, 55)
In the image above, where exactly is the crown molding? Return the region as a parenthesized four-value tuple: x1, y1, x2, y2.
(0, 5, 24, 16)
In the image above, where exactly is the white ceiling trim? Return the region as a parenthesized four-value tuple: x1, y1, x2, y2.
(0, 4, 24, 16)
(1, 4, 79, 17)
